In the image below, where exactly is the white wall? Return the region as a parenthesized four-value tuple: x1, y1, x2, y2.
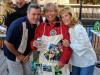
(37, 0, 69, 5)
(57, 0, 69, 5)
(11, 0, 31, 4)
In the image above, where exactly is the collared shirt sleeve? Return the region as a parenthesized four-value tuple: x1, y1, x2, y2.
(31, 23, 44, 50)
(70, 24, 91, 56)
(6, 21, 21, 45)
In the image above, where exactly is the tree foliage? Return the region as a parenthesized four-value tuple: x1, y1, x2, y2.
(83, 0, 100, 4)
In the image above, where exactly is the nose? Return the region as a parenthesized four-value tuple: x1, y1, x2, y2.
(34, 15, 38, 18)
(34, 14, 40, 19)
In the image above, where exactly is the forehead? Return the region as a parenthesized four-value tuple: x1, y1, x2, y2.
(61, 12, 71, 18)
(61, 11, 69, 15)
(46, 9, 56, 12)
(16, 0, 25, 2)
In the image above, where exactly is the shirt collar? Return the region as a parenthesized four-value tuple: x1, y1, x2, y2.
(26, 17, 37, 29)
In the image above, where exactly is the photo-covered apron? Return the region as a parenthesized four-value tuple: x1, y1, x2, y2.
(32, 24, 69, 75)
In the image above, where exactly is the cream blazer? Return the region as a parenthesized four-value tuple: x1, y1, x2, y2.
(69, 24, 97, 67)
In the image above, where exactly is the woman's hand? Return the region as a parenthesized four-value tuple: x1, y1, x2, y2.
(56, 61, 64, 69)
(62, 39, 70, 47)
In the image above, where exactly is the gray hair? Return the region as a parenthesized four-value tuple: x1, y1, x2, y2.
(43, 3, 58, 14)
(27, 3, 41, 12)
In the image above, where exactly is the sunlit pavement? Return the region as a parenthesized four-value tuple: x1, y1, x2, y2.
(94, 66, 100, 75)
(0, 49, 8, 75)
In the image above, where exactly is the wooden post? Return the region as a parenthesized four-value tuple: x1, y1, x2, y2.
(79, 0, 83, 20)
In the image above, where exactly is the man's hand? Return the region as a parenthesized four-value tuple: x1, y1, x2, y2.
(16, 54, 25, 62)
(16, 54, 30, 63)
(23, 55, 30, 63)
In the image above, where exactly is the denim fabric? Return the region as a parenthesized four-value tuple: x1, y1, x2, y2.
(71, 65, 95, 75)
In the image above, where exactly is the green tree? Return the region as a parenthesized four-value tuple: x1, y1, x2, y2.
(31, 0, 37, 3)
(83, 0, 100, 4)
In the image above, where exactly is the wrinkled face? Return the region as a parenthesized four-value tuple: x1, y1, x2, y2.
(61, 12, 72, 26)
(16, 0, 25, 7)
(27, 8, 41, 24)
(45, 9, 57, 22)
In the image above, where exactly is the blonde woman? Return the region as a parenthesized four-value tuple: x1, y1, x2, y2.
(60, 6, 97, 75)
(31, 3, 72, 75)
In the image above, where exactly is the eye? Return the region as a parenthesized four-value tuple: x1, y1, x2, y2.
(65, 14, 69, 17)
(32, 13, 40, 16)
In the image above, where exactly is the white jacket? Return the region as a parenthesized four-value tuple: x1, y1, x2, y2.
(69, 24, 97, 67)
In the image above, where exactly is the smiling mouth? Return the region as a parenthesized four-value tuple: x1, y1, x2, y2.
(48, 16, 55, 19)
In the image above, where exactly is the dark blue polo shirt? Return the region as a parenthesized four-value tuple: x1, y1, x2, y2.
(3, 16, 37, 61)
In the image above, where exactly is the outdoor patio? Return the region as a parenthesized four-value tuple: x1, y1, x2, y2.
(0, 1, 100, 74)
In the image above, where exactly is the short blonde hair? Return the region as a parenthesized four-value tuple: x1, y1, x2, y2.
(43, 3, 58, 14)
(60, 6, 78, 27)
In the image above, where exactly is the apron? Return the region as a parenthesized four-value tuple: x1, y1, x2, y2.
(32, 24, 69, 75)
